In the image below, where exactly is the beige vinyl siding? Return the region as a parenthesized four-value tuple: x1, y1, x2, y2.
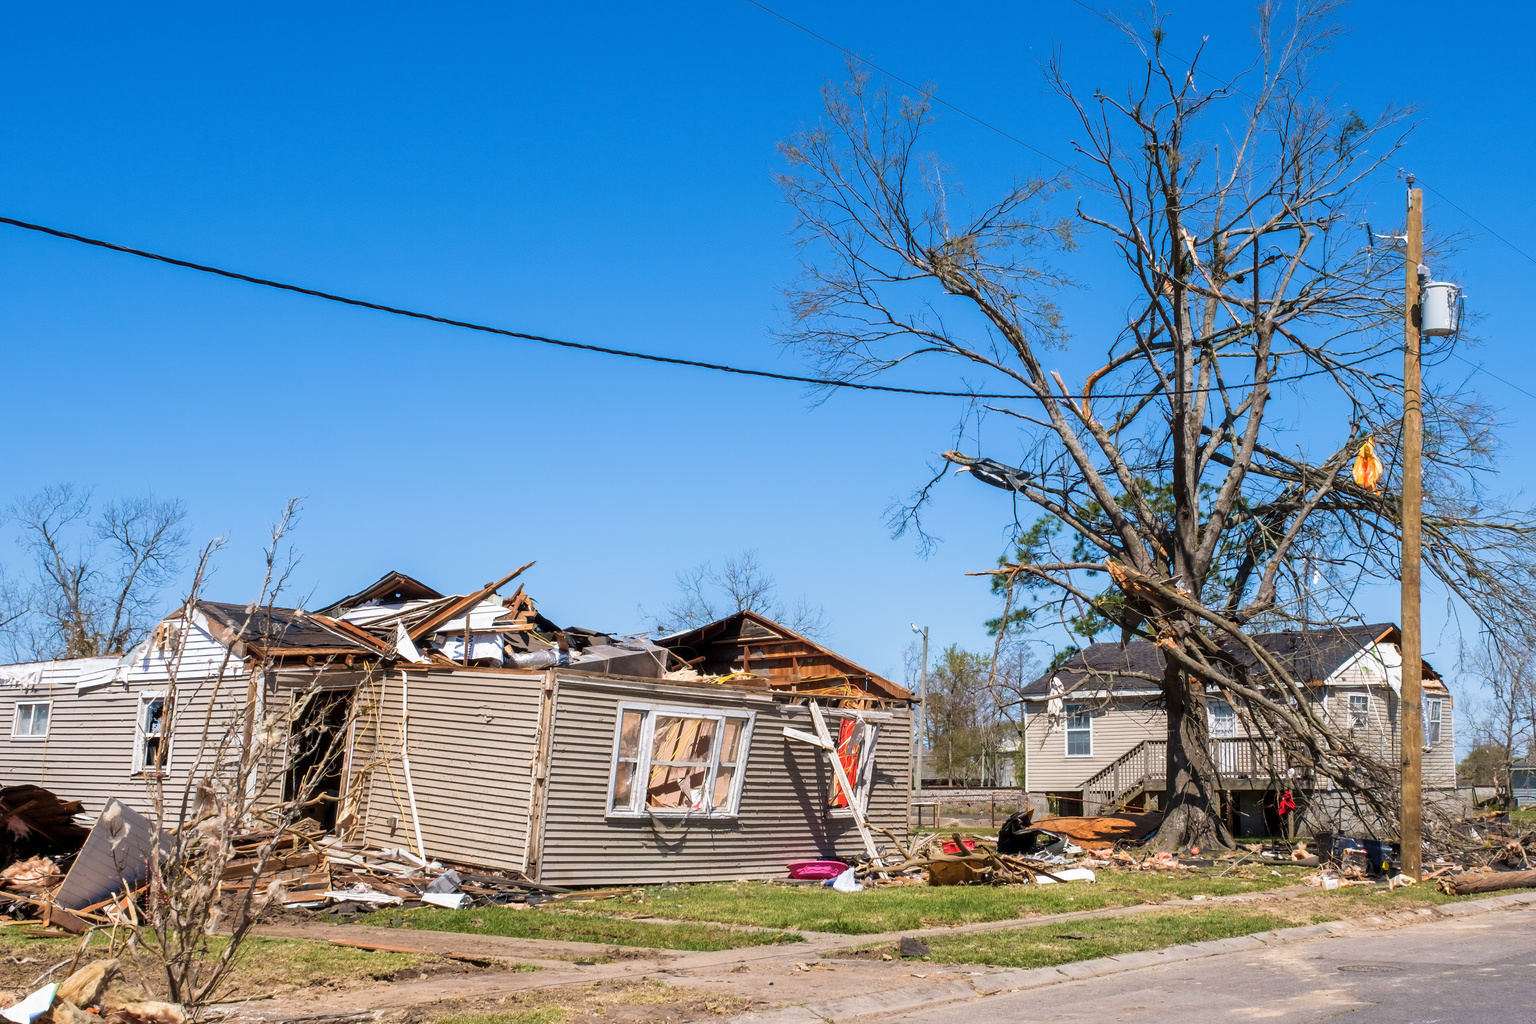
(536, 673, 911, 886)
(1022, 698, 1163, 793)
(353, 668, 544, 873)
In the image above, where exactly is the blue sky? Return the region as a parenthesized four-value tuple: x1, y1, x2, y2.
(1, 1, 1531, 729)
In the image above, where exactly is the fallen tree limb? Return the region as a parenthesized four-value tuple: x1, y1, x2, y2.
(1437, 869, 1536, 896)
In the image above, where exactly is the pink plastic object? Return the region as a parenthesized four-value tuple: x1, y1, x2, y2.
(787, 860, 848, 880)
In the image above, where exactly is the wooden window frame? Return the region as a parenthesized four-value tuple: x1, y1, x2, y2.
(10, 701, 50, 740)
(604, 702, 754, 820)
(132, 691, 169, 776)
(1064, 703, 1092, 758)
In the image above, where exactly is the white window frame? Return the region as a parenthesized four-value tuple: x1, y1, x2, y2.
(11, 701, 50, 740)
(1424, 697, 1443, 746)
(605, 702, 754, 820)
(1065, 703, 1092, 757)
(132, 691, 169, 775)
(826, 716, 880, 820)
(1348, 694, 1371, 731)
(1208, 700, 1238, 738)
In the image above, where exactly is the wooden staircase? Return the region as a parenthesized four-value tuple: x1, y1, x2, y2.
(1078, 737, 1305, 813)
(1080, 739, 1166, 813)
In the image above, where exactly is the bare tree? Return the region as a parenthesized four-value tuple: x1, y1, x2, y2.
(1461, 639, 1535, 806)
(136, 498, 344, 1012)
(778, 4, 1536, 847)
(4, 484, 188, 660)
(652, 549, 829, 639)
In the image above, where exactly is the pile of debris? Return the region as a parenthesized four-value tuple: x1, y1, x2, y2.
(846, 810, 1173, 887)
(1, 959, 183, 1024)
(220, 829, 570, 915)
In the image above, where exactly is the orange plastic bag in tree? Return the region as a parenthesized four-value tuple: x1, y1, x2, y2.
(1352, 436, 1384, 492)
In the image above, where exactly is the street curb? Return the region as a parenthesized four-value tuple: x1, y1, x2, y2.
(729, 889, 1536, 1023)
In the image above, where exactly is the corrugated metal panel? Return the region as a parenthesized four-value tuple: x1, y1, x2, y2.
(353, 670, 543, 873)
(536, 674, 912, 886)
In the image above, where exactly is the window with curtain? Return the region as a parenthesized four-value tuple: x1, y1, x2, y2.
(607, 704, 753, 818)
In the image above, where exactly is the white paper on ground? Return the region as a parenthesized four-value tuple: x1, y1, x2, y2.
(2, 983, 57, 1023)
(1034, 867, 1097, 884)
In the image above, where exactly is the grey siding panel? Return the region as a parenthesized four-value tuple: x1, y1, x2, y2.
(354, 670, 543, 873)
(537, 675, 912, 886)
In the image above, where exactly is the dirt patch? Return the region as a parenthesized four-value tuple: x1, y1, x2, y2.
(402, 978, 752, 1023)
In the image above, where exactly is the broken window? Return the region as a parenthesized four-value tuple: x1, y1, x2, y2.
(607, 704, 753, 818)
(133, 692, 168, 775)
(1425, 697, 1443, 746)
(1065, 704, 1092, 757)
(11, 702, 49, 739)
(1348, 694, 1370, 730)
(827, 717, 878, 817)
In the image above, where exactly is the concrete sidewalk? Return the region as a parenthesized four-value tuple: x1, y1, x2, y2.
(729, 890, 1536, 1023)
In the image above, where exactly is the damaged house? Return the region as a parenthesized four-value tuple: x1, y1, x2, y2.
(0, 568, 913, 886)
(1017, 623, 1454, 834)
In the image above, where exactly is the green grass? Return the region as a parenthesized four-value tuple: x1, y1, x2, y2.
(398, 907, 804, 950)
(895, 908, 1298, 969)
(620, 868, 1302, 935)
(429, 1012, 568, 1024)
(1510, 807, 1536, 825)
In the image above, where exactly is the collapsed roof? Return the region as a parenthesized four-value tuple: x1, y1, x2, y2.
(185, 569, 910, 701)
(657, 609, 911, 701)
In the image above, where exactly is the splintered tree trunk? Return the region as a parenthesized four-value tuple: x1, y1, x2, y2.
(1153, 661, 1234, 852)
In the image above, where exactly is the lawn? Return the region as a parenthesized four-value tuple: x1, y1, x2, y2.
(0, 929, 495, 1002)
(871, 908, 1301, 969)
(616, 867, 1304, 935)
(397, 906, 804, 951)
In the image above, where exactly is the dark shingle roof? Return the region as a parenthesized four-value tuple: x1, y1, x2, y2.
(1019, 623, 1421, 699)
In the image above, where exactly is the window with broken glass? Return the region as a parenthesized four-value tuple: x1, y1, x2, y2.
(826, 716, 879, 818)
(606, 704, 754, 818)
(133, 692, 168, 775)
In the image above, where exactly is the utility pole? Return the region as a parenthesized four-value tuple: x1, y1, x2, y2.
(912, 624, 929, 793)
(1401, 180, 1425, 880)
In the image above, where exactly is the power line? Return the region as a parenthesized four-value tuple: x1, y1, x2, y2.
(1449, 353, 1536, 403)
(0, 213, 1388, 402)
(760, 0, 1536, 406)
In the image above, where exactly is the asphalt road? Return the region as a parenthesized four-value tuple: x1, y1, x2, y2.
(861, 905, 1536, 1024)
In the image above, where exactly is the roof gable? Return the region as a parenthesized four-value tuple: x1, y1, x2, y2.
(658, 610, 911, 701)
